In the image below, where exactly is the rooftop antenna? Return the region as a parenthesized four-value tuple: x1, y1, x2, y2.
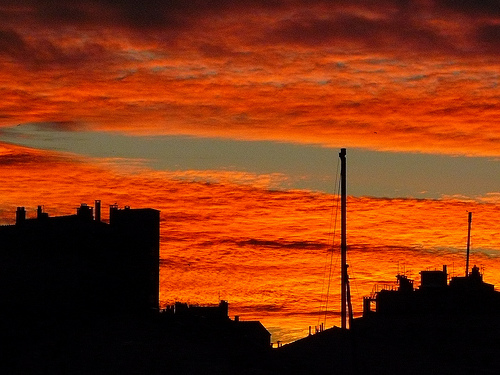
(339, 148, 349, 329)
(465, 212, 472, 277)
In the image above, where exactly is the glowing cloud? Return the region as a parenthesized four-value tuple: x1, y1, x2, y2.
(0, 1, 498, 156)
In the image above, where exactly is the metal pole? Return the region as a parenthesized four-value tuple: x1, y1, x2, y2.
(466, 212, 472, 277)
(339, 148, 347, 329)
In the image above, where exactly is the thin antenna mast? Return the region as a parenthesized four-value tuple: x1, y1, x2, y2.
(466, 212, 472, 277)
(339, 148, 347, 330)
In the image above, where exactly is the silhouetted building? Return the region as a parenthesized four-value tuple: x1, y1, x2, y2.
(276, 266, 500, 375)
(0, 202, 160, 320)
(164, 300, 230, 321)
(162, 300, 271, 349)
(363, 265, 500, 317)
(1, 203, 277, 375)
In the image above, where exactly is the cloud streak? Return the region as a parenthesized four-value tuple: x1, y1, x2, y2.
(0, 1, 498, 156)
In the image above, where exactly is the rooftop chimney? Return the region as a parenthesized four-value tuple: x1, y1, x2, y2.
(16, 207, 26, 225)
(95, 200, 101, 222)
(37, 205, 48, 220)
(77, 203, 93, 221)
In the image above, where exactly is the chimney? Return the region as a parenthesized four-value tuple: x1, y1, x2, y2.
(77, 203, 93, 221)
(95, 200, 101, 222)
(109, 204, 118, 224)
(36, 205, 48, 220)
(16, 207, 26, 225)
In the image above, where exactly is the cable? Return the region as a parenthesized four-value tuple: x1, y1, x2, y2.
(324, 177, 341, 327)
(317, 157, 341, 328)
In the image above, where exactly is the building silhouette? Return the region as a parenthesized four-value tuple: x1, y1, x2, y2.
(363, 265, 500, 317)
(0, 201, 160, 320)
(0, 201, 274, 374)
(162, 300, 271, 349)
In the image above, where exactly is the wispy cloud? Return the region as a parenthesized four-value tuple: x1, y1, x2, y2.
(0, 1, 498, 156)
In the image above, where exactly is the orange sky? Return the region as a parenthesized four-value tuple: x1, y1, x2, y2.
(2, 142, 500, 343)
(1, 2, 500, 342)
(0, 1, 499, 156)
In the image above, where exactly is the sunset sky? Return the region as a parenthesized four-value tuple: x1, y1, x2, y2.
(0, 0, 499, 200)
(1, 1, 500, 343)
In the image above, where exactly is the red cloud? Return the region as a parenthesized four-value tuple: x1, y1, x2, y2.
(0, 1, 498, 157)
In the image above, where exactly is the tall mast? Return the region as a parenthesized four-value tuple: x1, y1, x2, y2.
(466, 212, 472, 277)
(339, 148, 347, 330)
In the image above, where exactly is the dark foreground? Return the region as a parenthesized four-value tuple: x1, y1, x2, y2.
(3, 313, 274, 375)
(5, 312, 500, 375)
(276, 314, 500, 375)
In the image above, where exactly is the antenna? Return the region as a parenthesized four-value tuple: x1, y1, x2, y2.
(339, 148, 347, 330)
(465, 212, 472, 277)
